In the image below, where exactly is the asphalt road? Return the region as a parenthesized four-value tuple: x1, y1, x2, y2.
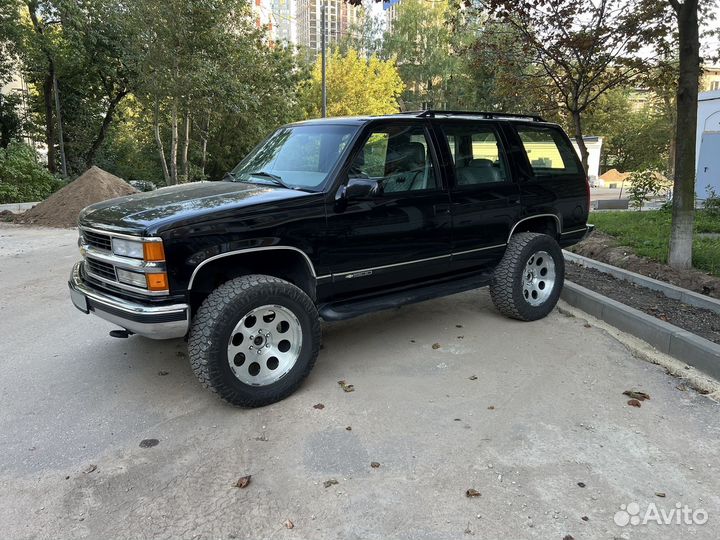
(1, 223, 719, 540)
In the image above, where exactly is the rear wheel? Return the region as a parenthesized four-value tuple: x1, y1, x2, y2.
(490, 232, 565, 321)
(188, 274, 321, 407)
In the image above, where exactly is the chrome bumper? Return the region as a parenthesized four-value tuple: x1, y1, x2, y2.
(68, 261, 189, 340)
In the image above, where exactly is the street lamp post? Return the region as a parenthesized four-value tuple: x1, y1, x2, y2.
(321, 0, 327, 117)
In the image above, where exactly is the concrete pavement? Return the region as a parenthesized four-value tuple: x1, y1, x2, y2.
(1, 223, 719, 539)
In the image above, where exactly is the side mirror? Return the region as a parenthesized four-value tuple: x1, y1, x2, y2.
(345, 178, 383, 199)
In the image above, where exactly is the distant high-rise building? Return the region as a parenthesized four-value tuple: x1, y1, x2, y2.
(296, 0, 361, 55)
(269, 0, 297, 44)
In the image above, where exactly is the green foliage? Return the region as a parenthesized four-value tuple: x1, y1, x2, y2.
(591, 210, 720, 276)
(381, 0, 457, 110)
(0, 142, 61, 203)
(626, 170, 670, 210)
(704, 185, 720, 217)
(584, 88, 673, 173)
(301, 48, 403, 118)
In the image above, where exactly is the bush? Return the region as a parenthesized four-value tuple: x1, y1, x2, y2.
(627, 170, 671, 210)
(0, 143, 62, 203)
(705, 185, 720, 217)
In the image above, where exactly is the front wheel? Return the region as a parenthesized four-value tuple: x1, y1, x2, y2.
(188, 274, 321, 407)
(490, 232, 565, 321)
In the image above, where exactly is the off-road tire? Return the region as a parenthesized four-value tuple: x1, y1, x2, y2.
(188, 274, 321, 407)
(490, 232, 564, 321)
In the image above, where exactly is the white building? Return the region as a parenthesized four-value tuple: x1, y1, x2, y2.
(696, 90, 720, 200)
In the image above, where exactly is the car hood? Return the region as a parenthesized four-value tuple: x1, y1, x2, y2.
(79, 181, 317, 235)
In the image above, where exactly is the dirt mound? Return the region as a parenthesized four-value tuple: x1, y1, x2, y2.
(19, 166, 137, 228)
(599, 168, 630, 183)
(568, 231, 720, 299)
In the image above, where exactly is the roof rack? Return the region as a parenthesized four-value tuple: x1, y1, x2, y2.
(407, 110, 546, 122)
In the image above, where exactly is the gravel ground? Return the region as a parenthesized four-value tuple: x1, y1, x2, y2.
(2, 223, 720, 540)
(566, 262, 720, 345)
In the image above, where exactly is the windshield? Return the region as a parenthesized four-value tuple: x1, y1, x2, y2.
(230, 124, 359, 190)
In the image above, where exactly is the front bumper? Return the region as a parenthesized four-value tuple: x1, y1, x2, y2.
(68, 261, 189, 339)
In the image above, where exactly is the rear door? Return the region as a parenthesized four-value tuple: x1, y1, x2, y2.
(433, 120, 521, 272)
(507, 123, 588, 233)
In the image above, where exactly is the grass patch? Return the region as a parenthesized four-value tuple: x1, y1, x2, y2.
(589, 209, 720, 276)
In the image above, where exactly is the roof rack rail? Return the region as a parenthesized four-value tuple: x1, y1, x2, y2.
(414, 110, 546, 122)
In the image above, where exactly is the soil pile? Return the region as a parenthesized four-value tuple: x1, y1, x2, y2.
(19, 166, 137, 228)
(569, 230, 720, 299)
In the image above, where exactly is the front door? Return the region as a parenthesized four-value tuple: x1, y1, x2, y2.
(323, 122, 452, 297)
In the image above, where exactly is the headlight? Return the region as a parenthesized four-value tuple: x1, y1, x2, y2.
(112, 238, 144, 259)
(116, 268, 148, 288)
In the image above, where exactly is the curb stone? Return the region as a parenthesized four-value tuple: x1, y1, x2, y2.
(562, 281, 720, 381)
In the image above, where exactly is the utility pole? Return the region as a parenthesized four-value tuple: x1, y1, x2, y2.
(52, 73, 68, 177)
(321, 0, 327, 117)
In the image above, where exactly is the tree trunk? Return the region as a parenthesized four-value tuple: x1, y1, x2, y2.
(180, 110, 190, 183)
(42, 73, 57, 173)
(85, 89, 128, 169)
(153, 100, 171, 185)
(169, 101, 179, 185)
(572, 110, 590, 174)
(200, 114, 210, 177)
(668, 0, 700, 270)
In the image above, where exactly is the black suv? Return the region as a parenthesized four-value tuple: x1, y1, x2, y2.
(69, 111, 592, 406)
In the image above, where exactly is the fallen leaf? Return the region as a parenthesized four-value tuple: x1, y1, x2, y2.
(432, 343, 441, 350)
(456, 324, 463, 328)
(577, 482, 586, 488)
(345, 426, 352, 431)
(410, 339, 416, 343)
(283, 519, 294, 529)
(139, 438, 159, 448)
(83, 464, 97, 474)
(323, 479, 339, 488)
(583, 323, 591, 328)
(454, 418, 462, 421)
(234, 475, 251, 489)
(338, 380, 355, 393)
(487, 406, 495, 410)
(623, 390, 650, 401)
(468, 375, 478, 380)
(158, 370, 169, 376)
(581, 516, 589, 521)
(655, 492, 666, 498)
(313, 403, 325, 409)
(627, 399, 642, 408)
(370, 461, 380, 468)
(457, 335, 464, 339)
(465, 488, 481, 498)
(563, 536, 574, 540)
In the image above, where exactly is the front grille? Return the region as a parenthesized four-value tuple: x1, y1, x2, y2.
(86, 258, 116, 280)
(83, 230, 112, 251)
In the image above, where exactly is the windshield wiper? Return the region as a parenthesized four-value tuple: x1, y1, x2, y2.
(247, 170, 292, 189)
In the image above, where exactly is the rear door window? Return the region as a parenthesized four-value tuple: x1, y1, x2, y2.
(515, 126, 580, 175)
(439, 124, 509, 187)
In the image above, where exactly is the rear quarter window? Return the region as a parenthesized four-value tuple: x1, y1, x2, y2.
(516, 126, 580, 175)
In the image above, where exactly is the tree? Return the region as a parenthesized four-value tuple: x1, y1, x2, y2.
(583, 87, 673, 173)
(301, 47, 403, 118)
(666, 0, 700, 269)
(381, 0, 456, 110)
(483, 0, 657, 173)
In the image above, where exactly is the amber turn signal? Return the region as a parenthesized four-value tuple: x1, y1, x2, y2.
(146, 272, 169, 291)
(143, 242, 166, 262)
